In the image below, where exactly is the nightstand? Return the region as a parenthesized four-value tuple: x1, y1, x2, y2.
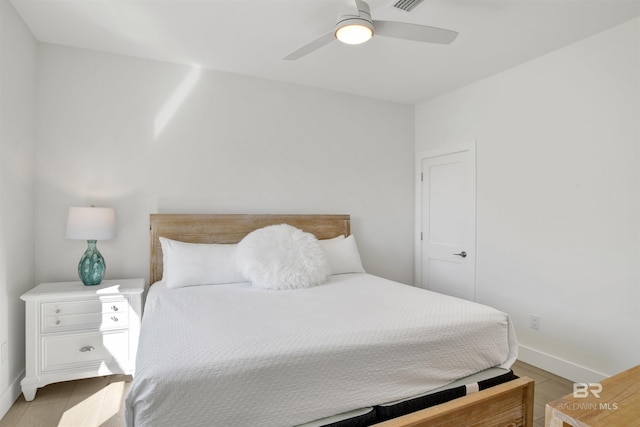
(20, 278, 144, 401)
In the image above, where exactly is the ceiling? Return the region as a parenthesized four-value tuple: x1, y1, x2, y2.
(10, 0, 640, 105)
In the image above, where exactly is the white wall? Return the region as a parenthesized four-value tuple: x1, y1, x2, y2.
(35, 44, 415, 287)
(0, 0, 37, 415)
(13, 4, 638, 416)
(416, 18, 640, 381)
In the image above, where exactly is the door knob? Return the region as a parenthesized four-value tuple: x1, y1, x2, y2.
(453, 251, 467, 258)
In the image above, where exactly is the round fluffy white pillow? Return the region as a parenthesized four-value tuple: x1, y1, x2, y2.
(236, 224, 330, 290)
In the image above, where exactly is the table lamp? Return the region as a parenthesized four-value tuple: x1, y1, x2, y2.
(65, 206, 116, 285)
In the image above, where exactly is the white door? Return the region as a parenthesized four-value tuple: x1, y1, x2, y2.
(418, 144, 476, 300)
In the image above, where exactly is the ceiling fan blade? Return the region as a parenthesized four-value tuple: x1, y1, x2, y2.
(373, 20, 458, 44)
(284, 31, 335, 60)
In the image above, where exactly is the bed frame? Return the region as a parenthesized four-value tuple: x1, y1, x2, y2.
(148, 213, 534, 426)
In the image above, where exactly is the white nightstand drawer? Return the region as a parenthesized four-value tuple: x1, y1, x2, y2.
(41, 299, 129, 332)
(42, 299, 128, 316)
(42, 312, 128, 333)
(41, 330, 130, 372)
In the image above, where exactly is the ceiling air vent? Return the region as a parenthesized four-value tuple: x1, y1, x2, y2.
(391, 0, 424, 12)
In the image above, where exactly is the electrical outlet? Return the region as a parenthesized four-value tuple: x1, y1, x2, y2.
(530, 314, 540, 330)
(1, 341, 7, 364)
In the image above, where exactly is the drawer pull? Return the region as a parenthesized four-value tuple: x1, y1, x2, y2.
(55, 309, 61, 314)
(79, 346, 95, 353)
(111, 316, 119, 322)
(111, 305, 119, 312)
(55, 320, 61, 325)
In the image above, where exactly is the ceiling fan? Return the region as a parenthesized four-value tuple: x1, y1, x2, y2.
(284, 0, 458, 60)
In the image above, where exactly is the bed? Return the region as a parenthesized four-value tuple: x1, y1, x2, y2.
(125, 214, 533, 427)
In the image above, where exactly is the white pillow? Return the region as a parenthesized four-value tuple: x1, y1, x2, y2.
(160, 237, 246, 288)
(320, 234, 366, 274)
(236, 224, 330, 290)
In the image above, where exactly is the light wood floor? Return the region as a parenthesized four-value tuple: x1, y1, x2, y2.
(511, 360, 574, 427)
(1, 360, 572, 427)
(0, 374, 131, 427)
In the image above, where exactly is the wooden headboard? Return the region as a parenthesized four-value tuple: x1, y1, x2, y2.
(149, 214, 350, 284)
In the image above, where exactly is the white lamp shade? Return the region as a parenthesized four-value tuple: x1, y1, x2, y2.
(65, 207, 116, 240)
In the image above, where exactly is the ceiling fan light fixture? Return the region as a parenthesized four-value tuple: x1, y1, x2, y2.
(283, 0, 457, 60)
(335, 20, 374, 45)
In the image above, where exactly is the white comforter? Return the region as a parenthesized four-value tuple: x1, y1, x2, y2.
(125, 274, 517, 427)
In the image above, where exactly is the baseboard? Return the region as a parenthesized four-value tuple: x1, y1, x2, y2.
(518, 345, 607, 383)
(0, 371, 23, 421)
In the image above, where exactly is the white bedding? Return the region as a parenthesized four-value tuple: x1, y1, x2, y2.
(125, 273, 517, 427)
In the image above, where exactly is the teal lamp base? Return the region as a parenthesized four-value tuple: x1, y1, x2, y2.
(78, 240, 106, 286)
